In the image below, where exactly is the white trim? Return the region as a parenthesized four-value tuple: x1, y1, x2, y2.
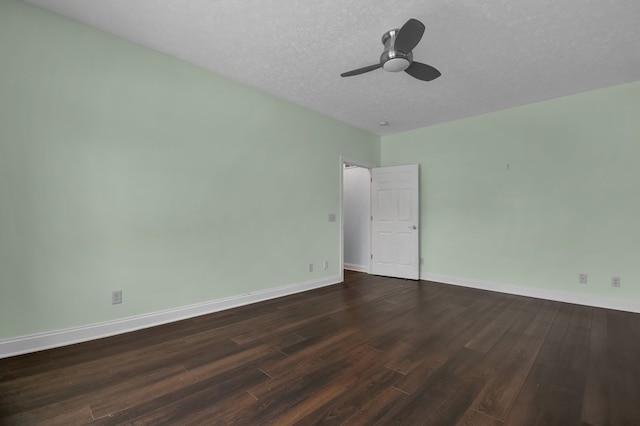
(339, 157, 344, 283)
(344, 263, 369, 273)
(340, 157, 375, 169)
(0, 275, 341, 359)
(421, 273, 640, 314)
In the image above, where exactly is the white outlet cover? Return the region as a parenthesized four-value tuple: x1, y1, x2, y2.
(112, 290, 123, 304)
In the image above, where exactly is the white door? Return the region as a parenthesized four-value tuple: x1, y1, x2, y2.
(371, 164, 420, 280)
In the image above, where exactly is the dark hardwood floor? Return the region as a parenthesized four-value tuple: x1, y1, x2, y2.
(2, 271, 640, 425)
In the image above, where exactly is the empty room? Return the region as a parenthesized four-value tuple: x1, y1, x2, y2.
(1, 0, 640, 424)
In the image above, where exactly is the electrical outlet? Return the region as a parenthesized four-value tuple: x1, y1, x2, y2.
(323, 260, 328, 269)
(579, 273, 587, 284)
(612, 276, 621, 288)
(308, 263, 313, 272)
(112, 290, 122, 305)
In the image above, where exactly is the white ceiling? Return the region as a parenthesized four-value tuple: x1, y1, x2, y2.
(22, 0, 640, 135)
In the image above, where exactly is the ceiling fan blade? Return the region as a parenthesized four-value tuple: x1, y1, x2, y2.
(394, 18, 425, 54)
(405, 62, 441, 81)
(340, 63, 382, 77)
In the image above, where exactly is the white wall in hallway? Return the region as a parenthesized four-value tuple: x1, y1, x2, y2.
(343, 167, 370, 271)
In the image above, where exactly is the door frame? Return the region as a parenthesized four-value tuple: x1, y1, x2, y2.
(339, 156, 375, 283)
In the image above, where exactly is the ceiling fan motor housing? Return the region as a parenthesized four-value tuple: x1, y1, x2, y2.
(381, 29, 412, 72)
(340, 18, 440, 81)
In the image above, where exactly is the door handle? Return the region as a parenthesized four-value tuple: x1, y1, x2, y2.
(409, 225, 417, 230)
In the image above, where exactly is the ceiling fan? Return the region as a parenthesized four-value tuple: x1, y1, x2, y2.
(341, 18, 441, 81)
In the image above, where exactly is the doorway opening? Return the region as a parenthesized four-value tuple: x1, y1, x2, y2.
(340, 157, 373, 282)
(340, 158, 420, 282)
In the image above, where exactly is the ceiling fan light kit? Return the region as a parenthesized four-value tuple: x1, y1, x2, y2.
(341, 18, 441, 82)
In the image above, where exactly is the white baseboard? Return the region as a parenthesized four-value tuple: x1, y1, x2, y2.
(421, 273, 640, 314)
(344, 263, 369, 273)
(0, 275, 341, 359)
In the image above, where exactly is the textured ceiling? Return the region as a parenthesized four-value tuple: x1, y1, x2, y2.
(21, 0, 640, 135)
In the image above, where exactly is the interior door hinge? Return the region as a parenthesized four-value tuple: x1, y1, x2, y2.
(371, 254, 373, 259)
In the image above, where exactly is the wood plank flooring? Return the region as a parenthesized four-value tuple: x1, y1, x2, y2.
(2, 271, 640, 425)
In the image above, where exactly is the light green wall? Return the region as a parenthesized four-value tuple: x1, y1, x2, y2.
(3, 0, 638, 342)
(383, 81, 640, 302)
(0, 0, 379, 339)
